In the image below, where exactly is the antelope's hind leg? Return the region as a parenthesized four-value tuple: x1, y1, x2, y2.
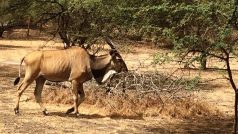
(14, 79, 34, 114)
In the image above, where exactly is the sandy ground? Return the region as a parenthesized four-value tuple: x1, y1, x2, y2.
(0, 39, 237, 133)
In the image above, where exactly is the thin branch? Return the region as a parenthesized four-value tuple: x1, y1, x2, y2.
(189, 49, 226, 60)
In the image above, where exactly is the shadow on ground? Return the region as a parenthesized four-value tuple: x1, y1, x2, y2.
(0, 65, 18, 78)
(0, 44, 31, 50)
(48, 111, 234, 133)
(199, 82, 225, 91)
(48, 111, 144, 120)
(163, 117, 232, 133)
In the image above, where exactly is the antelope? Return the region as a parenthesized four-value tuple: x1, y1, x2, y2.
(13, 38, 128, 116)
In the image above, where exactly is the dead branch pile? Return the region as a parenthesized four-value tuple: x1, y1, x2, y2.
(44, 70, 197, 105)
(103, 70, 195, 98)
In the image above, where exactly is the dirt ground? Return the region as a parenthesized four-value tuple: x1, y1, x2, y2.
(0, 39, 237, 133)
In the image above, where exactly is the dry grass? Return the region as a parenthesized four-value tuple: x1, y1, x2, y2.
(41, 71, 223, 119)
(42, 86, 223, 119)
(160, 98, 223, 119)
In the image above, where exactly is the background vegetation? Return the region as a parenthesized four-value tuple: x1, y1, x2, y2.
(0, 0, 236, 68)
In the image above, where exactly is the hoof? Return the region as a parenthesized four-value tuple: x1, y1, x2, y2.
(75, 113, 80, 117)
(14, 108, 19, 115)
(73, 112, 80, 117)
(43, 110, 49, 115)
(66, 107, 74, 114)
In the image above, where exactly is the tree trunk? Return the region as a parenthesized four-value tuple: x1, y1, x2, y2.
(200, 52, 207, 70)
(59, 32, 70, 48)
(224, 54, 238, 133)
(0, 28, 4, 38)
(27, 17, 30, 39)
(234, 92, 238, 134)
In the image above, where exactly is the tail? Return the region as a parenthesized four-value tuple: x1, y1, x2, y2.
(14, 57, 25, 86)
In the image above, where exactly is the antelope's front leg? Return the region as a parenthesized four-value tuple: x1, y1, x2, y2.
(66, 83, 85, 115)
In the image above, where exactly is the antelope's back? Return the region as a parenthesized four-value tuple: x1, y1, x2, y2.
(30, 47, 91, 82)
